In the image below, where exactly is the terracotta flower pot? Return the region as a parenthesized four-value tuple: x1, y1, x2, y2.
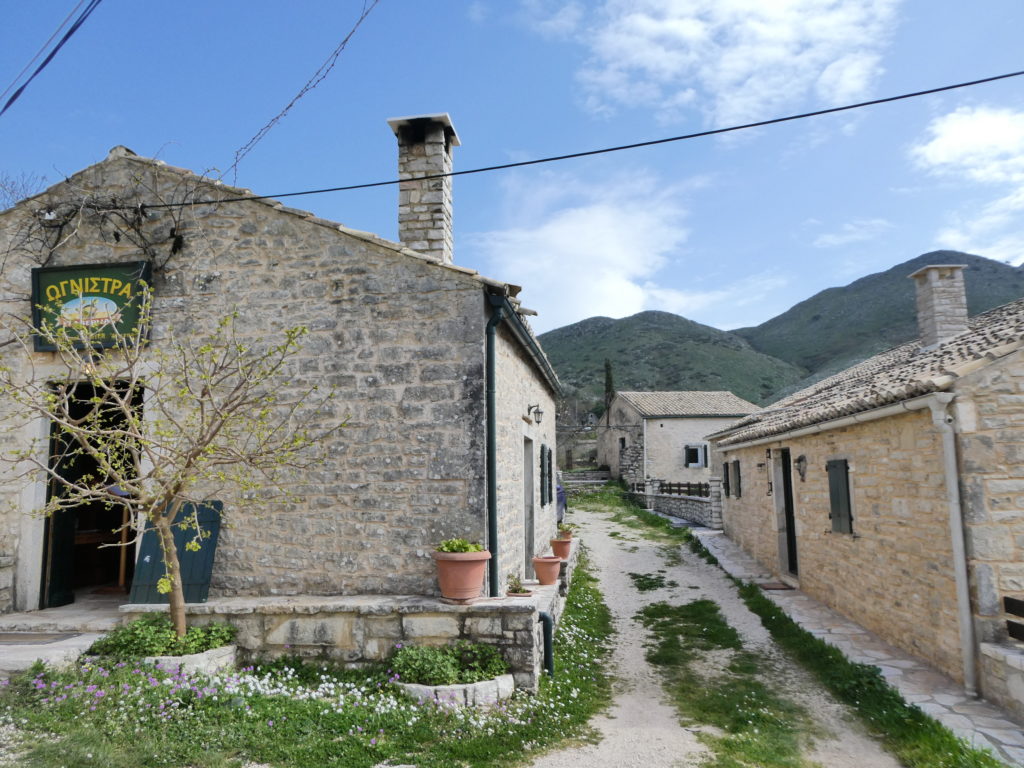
(433, 550, 492, 600)
(532, 555, 562, 586)
(550, 537, 572, 560)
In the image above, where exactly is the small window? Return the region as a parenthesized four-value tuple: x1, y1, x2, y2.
(722, 462, 731, 497)
(619, 437, 626, 450)
(731, 459, 742, 498)
(684, 443, 708, 468)
(827, 459, 852, 534)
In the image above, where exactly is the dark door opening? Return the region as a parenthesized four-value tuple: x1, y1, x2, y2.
(780, 448, 799, 576)
(41, 381, 142, 608)
(524, 437, 535, 577)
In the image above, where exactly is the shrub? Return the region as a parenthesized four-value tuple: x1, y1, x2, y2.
(391, 641, 508, 685)
(88, 612, 236, 657)
(436, 538, 484, 553)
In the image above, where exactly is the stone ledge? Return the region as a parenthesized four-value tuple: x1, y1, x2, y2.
(121, 594, 539, 617)
(981, 642, 1024, 672)
(396, 674, 515, 707)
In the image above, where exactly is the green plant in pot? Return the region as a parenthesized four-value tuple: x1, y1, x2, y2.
(433, 538, 491, 601)
(556, 522, 576, 539)
(506, 572, 532, 597)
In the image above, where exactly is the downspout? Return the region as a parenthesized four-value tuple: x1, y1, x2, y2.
(485, 299, 505, 597)
(642, 419, 648, 482)
(538, 611, 555, 678)
(928, 393, 977, 696)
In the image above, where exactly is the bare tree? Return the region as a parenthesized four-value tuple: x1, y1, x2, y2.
(0, 289, 333, 635)
(0, 172, 45, 211)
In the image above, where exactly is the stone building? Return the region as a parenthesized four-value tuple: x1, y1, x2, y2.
(709, 264, 1024, 718)
(0, 114, 560, 622)
(597, 391, 758, 484)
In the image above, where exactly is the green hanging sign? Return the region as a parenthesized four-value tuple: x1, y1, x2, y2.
(31, 261, 152, 351)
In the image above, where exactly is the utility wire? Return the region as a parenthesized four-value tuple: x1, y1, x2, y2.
(224, 0, 380, 181)
(134, 67, 1024, 209)
(0, 0, 103, 119)
(0, 0, 88, 103)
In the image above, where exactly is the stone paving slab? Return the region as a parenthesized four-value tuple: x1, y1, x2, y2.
(692, 528, 1024, 768)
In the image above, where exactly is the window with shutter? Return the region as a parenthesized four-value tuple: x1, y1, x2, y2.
(684, 443, 708, 468)
(731, 459, 742, 498)
(826, 459, 852, 533)
(722, 462, 731, 497)
(547, 448, 554, 505)
(540, 445, 548, 506)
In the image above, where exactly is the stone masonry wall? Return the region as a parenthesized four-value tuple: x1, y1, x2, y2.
(644, 417, 738, 483)
(596, 397, 641, 478)
(0, 152, 542, 608)
(494, 323, 557, 586)
(721, 410, 964, 683)
(952, 349, 1024, 710)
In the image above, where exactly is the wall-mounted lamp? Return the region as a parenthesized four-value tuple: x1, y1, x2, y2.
(794, 454, 808, 482)
(527, 404, 544, 424)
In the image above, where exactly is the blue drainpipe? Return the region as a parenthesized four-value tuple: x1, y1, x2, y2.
(485, 297, 505, 597)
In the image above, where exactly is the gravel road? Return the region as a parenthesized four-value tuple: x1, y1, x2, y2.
(528, 501, 902, 768)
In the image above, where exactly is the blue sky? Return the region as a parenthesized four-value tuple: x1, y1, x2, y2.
(3, 1, 1024, 333)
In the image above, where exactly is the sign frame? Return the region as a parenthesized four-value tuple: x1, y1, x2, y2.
(31, 261, 153, 352)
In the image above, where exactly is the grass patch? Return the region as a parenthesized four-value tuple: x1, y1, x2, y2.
(628, 572, 678, 592)
(0, 552, 613, 768)
(636, 599, 814, 768)
(739, 584, 1005, 768)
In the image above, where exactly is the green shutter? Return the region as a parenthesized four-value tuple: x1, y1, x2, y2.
(540, 445, 548, 506)
(731, 460, 742, 498)
(722, 462, 731, 497)
(546, 447, 554, 505)
(130, 501, 222, 604)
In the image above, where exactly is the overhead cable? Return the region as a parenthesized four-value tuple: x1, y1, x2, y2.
(0, 0, 88, 103)
(0, 0, 104, 119)
(133, 67, 1024, 209)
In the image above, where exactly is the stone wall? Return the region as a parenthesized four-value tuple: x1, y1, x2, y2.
(0, 151, 554, 610)
(643, 417, 738, 483)
(630, 477, 723, 529)
(720, 410, 965, 683)
(596, 397, 641, 478)
(123, 538, 581, 692)
(494, 323, 558, 587)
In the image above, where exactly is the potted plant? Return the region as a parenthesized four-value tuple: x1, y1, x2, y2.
(532, 555, 562, 585)
(550, 535, 572, 560)
(556, 522, 575, 539)
(433, 538, 491, 601)
(506, 573, 533, 597)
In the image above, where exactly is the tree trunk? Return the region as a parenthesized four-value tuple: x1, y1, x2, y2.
(154, 516, 187, 637)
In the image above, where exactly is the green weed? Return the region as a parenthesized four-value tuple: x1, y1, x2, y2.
(628, 572, 678, 592)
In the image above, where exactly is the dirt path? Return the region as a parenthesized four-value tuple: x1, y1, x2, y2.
(529, 501, 901, 768)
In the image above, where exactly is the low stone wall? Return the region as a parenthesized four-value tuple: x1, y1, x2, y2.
(979, 643, 1024, 722)
(629, 492, 722, 529)
(123, 539, 580, 692)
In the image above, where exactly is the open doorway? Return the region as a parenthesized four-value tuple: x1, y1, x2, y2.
(40, 381, 142, 608)
(523, 437, 535, 577)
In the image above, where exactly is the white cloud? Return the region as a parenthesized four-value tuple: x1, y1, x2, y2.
(467, 170, 783, 331)
(529, 0, 901, 125)
(911, 106, 1024, 265)
(812, 217, 893, 248)
(911, 106, 1024, 184)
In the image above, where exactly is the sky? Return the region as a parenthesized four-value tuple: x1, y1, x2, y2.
(2, 0, 1024, 334)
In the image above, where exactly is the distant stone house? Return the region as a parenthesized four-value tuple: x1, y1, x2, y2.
(0, 114, 561, 625)
(709, 264, 1024, 719)
(597, 391, 758, 484)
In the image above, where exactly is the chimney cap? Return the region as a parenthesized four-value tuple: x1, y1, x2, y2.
(908, 264, 967, 280)
(386, 113, 460, 147)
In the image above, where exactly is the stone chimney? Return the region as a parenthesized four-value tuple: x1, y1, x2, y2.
(909, 264, 969, 348)
(386, 113, 460, 264)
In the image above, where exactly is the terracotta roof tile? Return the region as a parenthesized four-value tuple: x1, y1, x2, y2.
(617, 391, 760, 418)
(715, 296, 1024, 446)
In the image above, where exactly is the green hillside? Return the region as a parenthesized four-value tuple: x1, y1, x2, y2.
(541, 251, 1024, 419)
(733, 251, 1024, 373)
(538, 310, 805, 413)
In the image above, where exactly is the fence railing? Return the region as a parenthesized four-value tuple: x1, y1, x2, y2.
(629, 481, 711, 498)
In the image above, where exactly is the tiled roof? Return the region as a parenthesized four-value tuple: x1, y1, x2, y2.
(713, 296, 1024, 446)
(617, 391, 760, 418)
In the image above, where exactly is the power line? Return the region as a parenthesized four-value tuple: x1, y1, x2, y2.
(0, 0, 103, 119)
(0, 0, 88, 103)
(224, 0, 381, 181)
(133, 67, 1024, 209)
